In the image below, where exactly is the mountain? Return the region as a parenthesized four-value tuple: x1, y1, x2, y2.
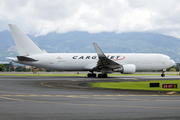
(0, 30, 180, 63)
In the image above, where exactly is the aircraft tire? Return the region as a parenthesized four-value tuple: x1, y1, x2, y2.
(87, 73, 92, 77)
(98, 74, 102, 78)
(161, 74, 165, 77)
(102, 74, 107, 78)
(92, 73, 96, 77)
(98, 74, 107, 78)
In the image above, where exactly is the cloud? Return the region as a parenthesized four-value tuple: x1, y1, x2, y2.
(1, 0, 180, 38)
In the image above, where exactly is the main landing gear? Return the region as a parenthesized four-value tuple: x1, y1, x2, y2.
(161, 69, 166, 77)
(87, 73, 96, 77)
(98, 73, 108, 78)
(87, 73, 108, 78)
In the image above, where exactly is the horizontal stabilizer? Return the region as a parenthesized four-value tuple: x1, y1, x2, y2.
(6, 57, 17, 60)
(17, 56, 38, 61)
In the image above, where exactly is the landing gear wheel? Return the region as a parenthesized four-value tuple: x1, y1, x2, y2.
(161, 74, 165, 77)
(87, 73, 96, 77)
(92, 73, 96, 77)
(98, 74, 102, 78)
(87, 73, 92, 77)
(98, 74, 108, 78)
(102, 74, 107, 78)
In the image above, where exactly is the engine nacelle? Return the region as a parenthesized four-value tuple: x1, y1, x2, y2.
(113, 64, 136, 74)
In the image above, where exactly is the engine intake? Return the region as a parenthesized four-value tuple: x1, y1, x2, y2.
(113, 64, 136, 74)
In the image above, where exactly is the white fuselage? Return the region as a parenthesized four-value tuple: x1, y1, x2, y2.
(13, 53, 175, 71)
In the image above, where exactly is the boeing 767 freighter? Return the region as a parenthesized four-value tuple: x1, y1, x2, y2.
(7, 24, 175, 78)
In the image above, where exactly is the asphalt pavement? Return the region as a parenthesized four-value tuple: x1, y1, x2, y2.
(0, 75, 180, 120)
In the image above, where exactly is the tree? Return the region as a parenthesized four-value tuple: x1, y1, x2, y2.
(175, 63, 180, 71)
(4, 62, 14, 72)
(167, 66, 176, 71)
(15, 66, 24, 72)
(169, 67, 176, 72)
(0, 64, 5, 71)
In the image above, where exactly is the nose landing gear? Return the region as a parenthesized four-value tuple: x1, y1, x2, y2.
(161, 69, 166, 77)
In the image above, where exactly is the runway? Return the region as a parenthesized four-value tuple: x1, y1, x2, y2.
(0, 75, 180, 120)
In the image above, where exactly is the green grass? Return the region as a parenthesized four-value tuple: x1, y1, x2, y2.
(108, 74, 178, 76)
(0, 73, 86, 76)
(89, 80, 180, 91)
(0, 73, 178, 76)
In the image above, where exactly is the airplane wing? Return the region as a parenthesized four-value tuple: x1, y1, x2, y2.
(93, 43, 120, 69)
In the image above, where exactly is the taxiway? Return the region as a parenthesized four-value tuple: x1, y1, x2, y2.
(0, 75, 180, 120)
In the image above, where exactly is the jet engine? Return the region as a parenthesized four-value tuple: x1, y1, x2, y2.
(113, 64, 136, 74)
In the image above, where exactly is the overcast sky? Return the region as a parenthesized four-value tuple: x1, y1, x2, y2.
(1, 0, 180, 38)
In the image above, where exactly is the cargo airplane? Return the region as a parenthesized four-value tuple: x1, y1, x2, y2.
(7, 24, 175, 78)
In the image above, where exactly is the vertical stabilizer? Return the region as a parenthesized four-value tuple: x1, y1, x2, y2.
(8, 24, 43, 56)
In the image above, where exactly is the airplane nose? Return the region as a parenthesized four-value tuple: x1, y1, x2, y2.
(171, 60, 175, 66)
